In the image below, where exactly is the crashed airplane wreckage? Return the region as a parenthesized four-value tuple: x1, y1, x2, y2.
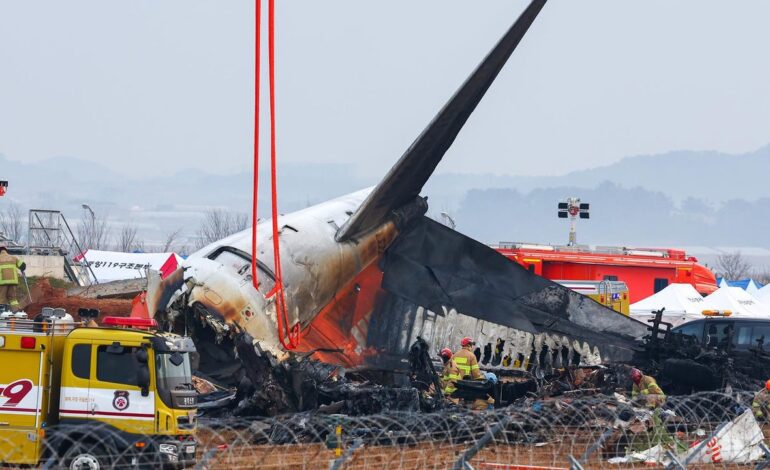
(146, 0, 650, 410)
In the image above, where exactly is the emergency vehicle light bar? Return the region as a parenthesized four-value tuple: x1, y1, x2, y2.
(103, 317, 158, 329)
(701, 310, 732, 317)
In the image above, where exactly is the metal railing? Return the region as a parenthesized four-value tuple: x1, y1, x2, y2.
(27, 209, 98, 286)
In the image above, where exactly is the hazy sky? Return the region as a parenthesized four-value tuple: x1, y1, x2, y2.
(1, 0, 769, 179)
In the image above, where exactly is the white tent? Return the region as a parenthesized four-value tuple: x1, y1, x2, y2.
(700, 286, 769, 317)
(746, 279, 763, 296)
(630, 284, 707, 326)
(756, 284, 770, 305)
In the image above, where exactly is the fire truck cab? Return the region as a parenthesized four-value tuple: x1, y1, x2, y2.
(0, 310, 197, 468)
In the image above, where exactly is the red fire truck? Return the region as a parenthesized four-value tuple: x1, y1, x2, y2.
(495, 243, 718, 303)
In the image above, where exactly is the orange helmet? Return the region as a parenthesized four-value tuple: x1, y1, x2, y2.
(461, 337, 475, 347)
(765, 379, 770, 391)
(630, 368, 643, 384)
(439, 348, 453, 360)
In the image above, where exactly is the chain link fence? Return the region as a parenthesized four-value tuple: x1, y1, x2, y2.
(2, 391, 769, 469)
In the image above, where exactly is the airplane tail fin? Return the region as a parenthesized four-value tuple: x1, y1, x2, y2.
(336, 0, 548, 241)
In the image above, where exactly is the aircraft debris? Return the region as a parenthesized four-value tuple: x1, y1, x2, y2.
(639, 309, 769, 392)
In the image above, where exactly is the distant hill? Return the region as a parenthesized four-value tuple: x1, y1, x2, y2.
(2, 143, 769, 252)
(427, 144, 770, 206)
(516, 144, 770, 203)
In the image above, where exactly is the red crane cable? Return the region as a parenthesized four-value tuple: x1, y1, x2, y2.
(250, 0, 261, 294)
(252, 0, 300, 350)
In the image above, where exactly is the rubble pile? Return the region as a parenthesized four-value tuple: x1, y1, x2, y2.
(637, 311, 769, 393)
(192, 310, 770, 423)
(197, 391, 762, 467)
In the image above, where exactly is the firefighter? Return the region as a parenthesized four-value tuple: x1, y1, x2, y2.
(438, 348, 461, 398)
(630, 368, 666, 408)
(0, 245, 26, 312)
(454, 337, 484, 380)
(752, 380, 770, 421)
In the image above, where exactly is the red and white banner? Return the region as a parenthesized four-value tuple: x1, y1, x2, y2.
(74, 250, 182, 282)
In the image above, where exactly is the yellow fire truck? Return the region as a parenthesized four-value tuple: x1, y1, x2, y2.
(0, 309, 198, 468)
(556, 280, 631, 315)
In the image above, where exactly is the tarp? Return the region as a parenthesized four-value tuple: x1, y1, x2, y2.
(630, 284, 706, 326)
(610, 409, 765, 465)
(700, 286, 769, 317)
(717, 277, 765, 294)
(74, 250, 183, 283)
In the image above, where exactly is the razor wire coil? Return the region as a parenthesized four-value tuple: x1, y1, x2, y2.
(1, 391, 768, 469)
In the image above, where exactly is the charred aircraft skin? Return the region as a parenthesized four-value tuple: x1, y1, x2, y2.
(148, 0, 651, 384)
(150, 202, 647, 381)
(151, 190, 406, 359)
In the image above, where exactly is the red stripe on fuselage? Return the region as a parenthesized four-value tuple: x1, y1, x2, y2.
(297, 261, 385, 367)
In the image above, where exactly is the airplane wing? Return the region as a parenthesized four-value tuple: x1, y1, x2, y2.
(376, 217, 649, 363)
(336, 0, 548, 241)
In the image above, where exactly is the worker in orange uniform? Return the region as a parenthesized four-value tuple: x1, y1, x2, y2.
(0, 245, 26, 312)
(454, 336, 485, 381)
(438, 348, 461, 401)
(630, 368, 666, 408)
(752, 380, 770, 421)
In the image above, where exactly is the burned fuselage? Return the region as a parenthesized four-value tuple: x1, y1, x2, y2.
(149, 191, 648, 385)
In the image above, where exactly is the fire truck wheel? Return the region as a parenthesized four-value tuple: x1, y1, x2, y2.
(61, 442, 112, 470)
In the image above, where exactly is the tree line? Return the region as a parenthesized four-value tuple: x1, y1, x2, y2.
(0, 203, 248, 256)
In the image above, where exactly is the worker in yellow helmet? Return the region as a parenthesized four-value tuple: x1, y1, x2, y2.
(0, 245, 26, 312)
(630, 368, 666, 408)
(453, 337, 484, 380)
(752, 380, 770, 421)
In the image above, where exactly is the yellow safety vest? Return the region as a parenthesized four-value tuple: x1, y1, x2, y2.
(441, 360, 462, 395)
(453, 347, 482, 380)
(0, 253, 23, 286)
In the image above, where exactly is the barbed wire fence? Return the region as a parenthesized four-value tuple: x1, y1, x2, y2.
(3, 391, 770, 469)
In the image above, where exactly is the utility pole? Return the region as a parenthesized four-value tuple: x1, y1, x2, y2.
(81, 203, 95, 249)
(558, 198, 589, 246)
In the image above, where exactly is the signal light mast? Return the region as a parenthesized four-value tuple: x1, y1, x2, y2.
(558, 197, 589, 246)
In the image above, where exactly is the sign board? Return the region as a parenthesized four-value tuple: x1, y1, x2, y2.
(74, 250, 182, 282)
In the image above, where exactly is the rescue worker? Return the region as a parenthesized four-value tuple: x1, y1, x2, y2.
(630, 368, 666, 408)
(453, 337, 494, 410)
(0, 245, 25, 312)
(454, 337, 485, 380)
(752, 380, 770, 421)
(438, 348, 461, 399)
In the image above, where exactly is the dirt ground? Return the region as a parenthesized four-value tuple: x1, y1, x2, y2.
(21, 277, 133, 319)
(193, 428, 611, 470)
(194, 424, 769, 469)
